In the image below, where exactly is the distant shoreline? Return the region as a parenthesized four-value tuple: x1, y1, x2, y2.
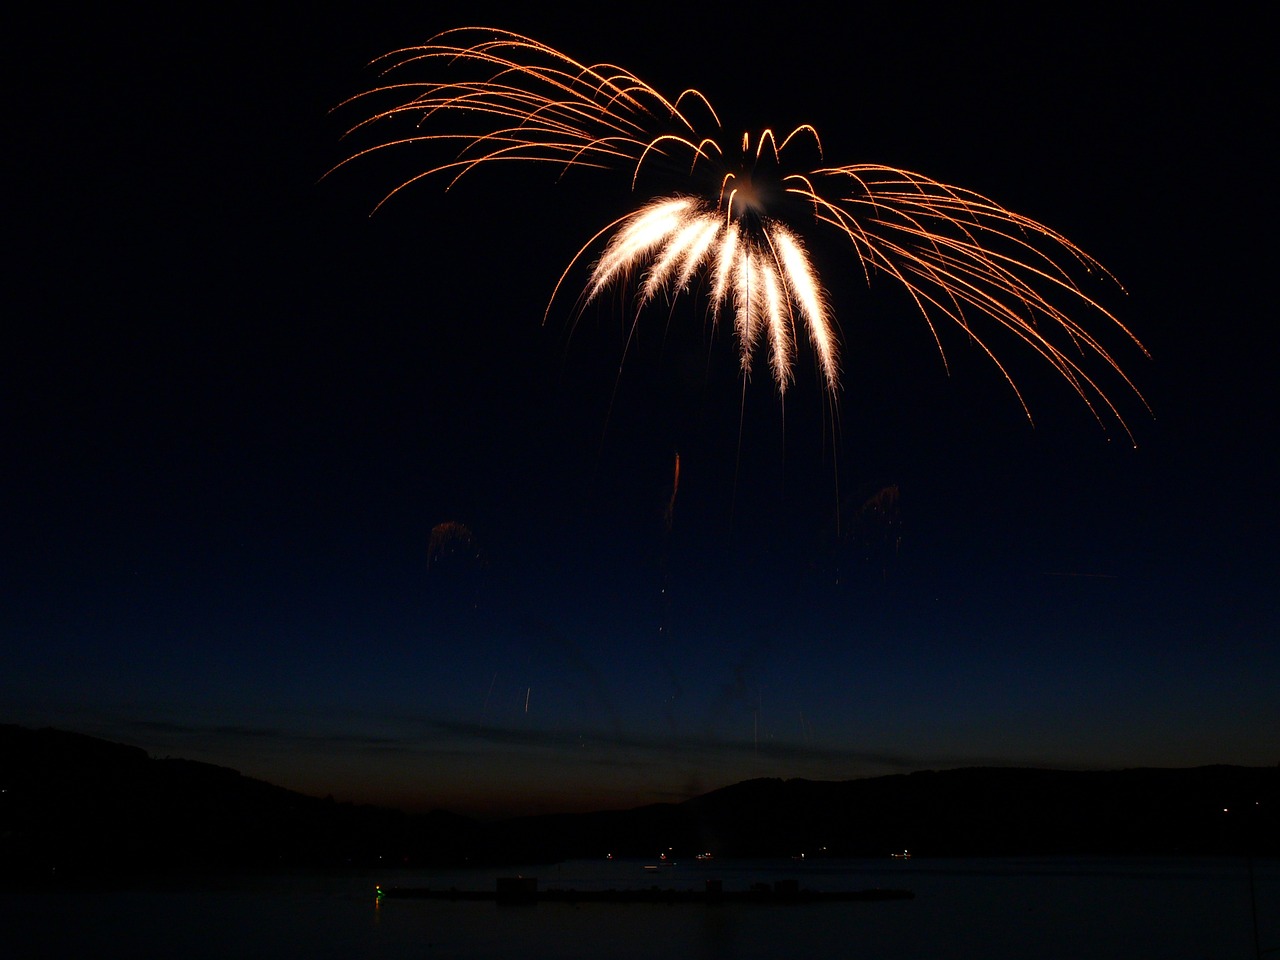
(3, 725, 1276, 877)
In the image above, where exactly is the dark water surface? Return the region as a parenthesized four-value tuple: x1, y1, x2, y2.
(6, 857, 1275, 959)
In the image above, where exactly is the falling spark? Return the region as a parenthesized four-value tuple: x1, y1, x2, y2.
(525, 687, 531, 714)
(333, 27, 1148, 438)
(799, 709, 812, 745)
(664, 451, 680, 534)
(481, 672, 497, 718)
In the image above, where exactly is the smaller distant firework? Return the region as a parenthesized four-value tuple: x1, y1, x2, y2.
(428, 521, 484, 571)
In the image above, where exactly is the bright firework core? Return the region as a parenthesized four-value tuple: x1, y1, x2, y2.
(726, 173, 767, 218)
(585, 131, 837, 396)
(723, 136, 779, 220)
(587, 194, 836, 395)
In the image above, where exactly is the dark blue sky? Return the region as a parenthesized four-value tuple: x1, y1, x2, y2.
(4, 4, 1275, 816)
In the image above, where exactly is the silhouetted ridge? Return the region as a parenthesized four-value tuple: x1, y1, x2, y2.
(0, 725, 482, 876)
(2, 725, 1274, 878)
(676, 767, 1276, 858)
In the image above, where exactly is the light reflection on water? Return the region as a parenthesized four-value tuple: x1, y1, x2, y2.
(4, 857, 1276, 960)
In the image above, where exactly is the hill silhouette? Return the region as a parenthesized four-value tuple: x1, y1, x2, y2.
(2, 725, 1274, 878)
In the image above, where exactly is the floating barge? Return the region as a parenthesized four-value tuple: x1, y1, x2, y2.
(377, 877, 913, 905)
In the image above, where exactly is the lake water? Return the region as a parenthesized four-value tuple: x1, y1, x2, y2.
(5, 857, 1275, 959)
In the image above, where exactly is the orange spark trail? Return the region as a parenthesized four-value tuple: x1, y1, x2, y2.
(664, 452, 680, 534)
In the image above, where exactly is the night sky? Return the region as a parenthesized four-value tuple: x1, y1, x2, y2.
(5, 4, 1275, 818)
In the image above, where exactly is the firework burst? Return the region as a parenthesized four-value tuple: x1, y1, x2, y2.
(332, 27, 1147, 437)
